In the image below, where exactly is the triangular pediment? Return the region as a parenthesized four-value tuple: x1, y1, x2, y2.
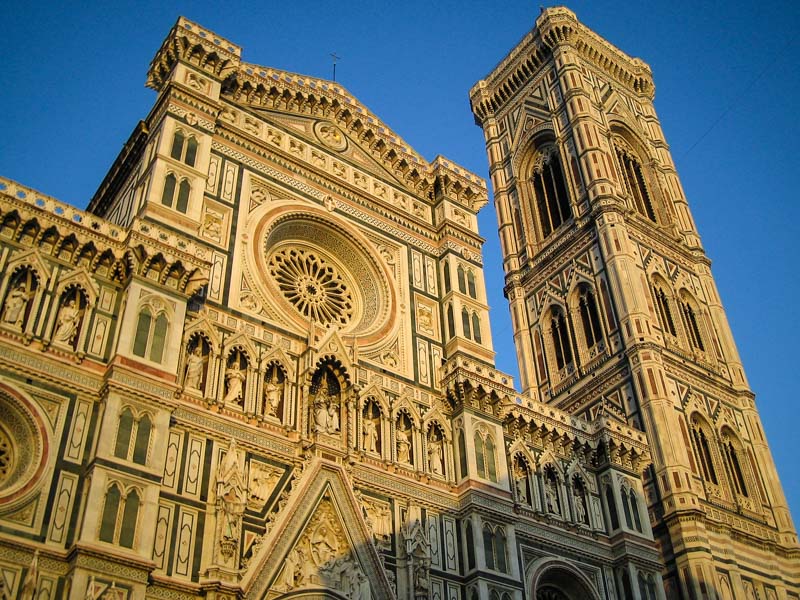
(245, 108, 416, 195)
(242, 460, 394, 599)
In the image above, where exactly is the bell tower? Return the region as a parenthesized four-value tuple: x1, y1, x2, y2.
(471, 7, 799, 598)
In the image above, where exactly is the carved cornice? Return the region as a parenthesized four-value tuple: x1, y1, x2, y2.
(470, 7, 655, 125)
(146, 17, 241, 92)
(222, 66, 487, 211)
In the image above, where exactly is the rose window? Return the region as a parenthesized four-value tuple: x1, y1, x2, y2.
(0, 428, 12, 486)
(268, 248, 354, 326)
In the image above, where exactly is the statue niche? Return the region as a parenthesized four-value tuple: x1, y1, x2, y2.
(52, 287, 87, 349)
(362, 399, 381, 455)
(263, 362, 286, 422)
(224, 349, 248, 407)
(183, 335, 210, 394)
(311, 368, 342, 436)
(1, 268, 37, 331)
(395, 412, 414, 466)
(427, 424, 445, 478)
(513, 455, 533, 507)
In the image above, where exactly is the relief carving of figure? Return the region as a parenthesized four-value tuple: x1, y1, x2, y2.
(184, 346, 205, 391)
(2, 282, 32, 329)
(54, 298, 83, 345)
(277, 546, 304, 590)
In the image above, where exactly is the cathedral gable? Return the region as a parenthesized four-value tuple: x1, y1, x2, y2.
(244, 461, 394, 599)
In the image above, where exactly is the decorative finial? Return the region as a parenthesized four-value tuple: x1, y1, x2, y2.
(330, 52, 341, 82)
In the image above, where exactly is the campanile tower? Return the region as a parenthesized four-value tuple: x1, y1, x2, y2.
(470, 8, 799, 598)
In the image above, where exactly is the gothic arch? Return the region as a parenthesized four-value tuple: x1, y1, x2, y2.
(527, 556, 602, 600)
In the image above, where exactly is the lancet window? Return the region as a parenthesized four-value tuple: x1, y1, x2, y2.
(690, 416, 718, 485)
(170, 130, 198, 167)
(161, 173, 191, 213)
(549, 307, 573, 370)
(529, 145, 572, 239)
(99, 483, 141, 549)
(474, 429, 497, 482)
(651, 280, 677, 338)
(577, 286, 604, 349)
(133, 299, 169, 363)
(614, 141, 656, 222)
(482, 523, 508, 573)
(721, 429, 749, 497)
(679, 293, 705, 351)
(114, 407, 152, 466)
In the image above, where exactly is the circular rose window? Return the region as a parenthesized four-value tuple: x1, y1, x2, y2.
(252, 210, 397, 342)
(269, 248, 354, 326)
(0, 389, 48, 505)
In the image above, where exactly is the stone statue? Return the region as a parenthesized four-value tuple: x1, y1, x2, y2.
(53, 298, 83, 344)
(396, 424, 411, 464)
(514, 470, 528, 504)
(428, 437, 443, 476)
(184, 346, 204, 390)
(573, 487, 587, 524)
(313, 386, 340, 434)
(215, 439, 246, 562)
(223, 363, 245, 405)
(545, 477, 559, 514)
(363, 415, 378, 453)
(2, 282, 32, 328)
(328, 400, 340, 432)
(264, 379, 282, 418)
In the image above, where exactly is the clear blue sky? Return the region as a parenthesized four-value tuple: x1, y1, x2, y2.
(3, 1, 799, 525)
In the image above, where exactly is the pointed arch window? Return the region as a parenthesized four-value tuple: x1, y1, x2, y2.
(474, 430, 497, 483)
(680, 296, 705, 351)
(472, 313, 482, 344)
(447, 304, 455, 339)
(578, 287, 604, 349)
(465, 520, 476, 570)
(550, 308, 573, 369)
(458, 429, 468, 479)
(457, 265, 467, 294)
(530, 146, 572, 238)
(605, 484, 620, 530)
(615, 144, 656, 222)
(652, 282, 677, 337)
(462, 308, 471, 339)
(170, 130, 198, 167)
(691, 419, 718, 485)
(443, 260, 451, 292)
(482, 524, 508, 573)
(467, 270, 477, 299)
(133, 303, 169, 363)
(161, 173, 191, 214)
(99, 484, 140, 549)
(722, 435, 749, 497)
(114, 407, 152, 466)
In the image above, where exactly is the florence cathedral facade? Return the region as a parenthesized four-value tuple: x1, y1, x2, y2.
(0, 7, 797, 600)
